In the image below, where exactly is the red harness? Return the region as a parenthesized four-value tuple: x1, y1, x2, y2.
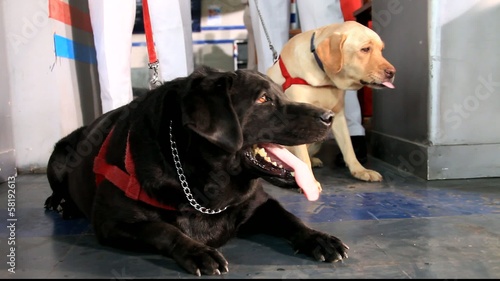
(278, 56, 310, 91)
(93, 129, 176, 211)
(279, 32, 330, 91)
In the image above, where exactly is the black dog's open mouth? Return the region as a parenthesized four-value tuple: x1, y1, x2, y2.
(243, 144, 320, 201)
(361, 80, 395, 89)
(244, 144, 295, 179)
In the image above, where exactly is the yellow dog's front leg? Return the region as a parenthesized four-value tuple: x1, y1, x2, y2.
(331, 110, 383, 182)
(307, 142, 324, 168)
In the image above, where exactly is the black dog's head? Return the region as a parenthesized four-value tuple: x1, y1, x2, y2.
(163, 66, 333, 198)
(182, 66, 333, 148)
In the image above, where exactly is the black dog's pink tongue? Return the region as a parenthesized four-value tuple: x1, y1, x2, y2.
(262, 144, 320, 201)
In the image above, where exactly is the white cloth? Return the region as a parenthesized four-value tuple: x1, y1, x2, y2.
(243, 3, 257, 70)
(296, 0, 344, 30)
(88, 0, 136, 114)
(248, 0, 364, 136)
(88, 0, 193, 114)
(344, 90, 365, 136)
(248, 0, 289, 73)
(148, 0, 194, 82)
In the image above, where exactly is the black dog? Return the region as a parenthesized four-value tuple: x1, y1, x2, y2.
(45, 66, 348, 276)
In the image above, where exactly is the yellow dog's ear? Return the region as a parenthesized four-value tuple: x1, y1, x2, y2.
(316, 32, 347, 74)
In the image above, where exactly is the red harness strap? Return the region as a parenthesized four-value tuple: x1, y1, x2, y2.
(93, 129, 176, 211)
(278, 56, 310, 91)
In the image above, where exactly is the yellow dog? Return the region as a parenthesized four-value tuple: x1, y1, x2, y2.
(267, 21, 396, 191)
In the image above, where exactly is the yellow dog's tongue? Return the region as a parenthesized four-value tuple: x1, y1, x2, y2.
(262, 144, 320, 201)
(382, 82, 395, 89)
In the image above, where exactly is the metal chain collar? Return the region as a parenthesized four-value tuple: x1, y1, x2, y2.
(169, 121, 229, 215)
(253, 0, 278, 63)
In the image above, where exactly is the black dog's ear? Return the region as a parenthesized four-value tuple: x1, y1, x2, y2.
(182, 72, 243, 154)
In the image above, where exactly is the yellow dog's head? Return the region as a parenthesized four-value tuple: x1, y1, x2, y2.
(315, 21, 396, 90)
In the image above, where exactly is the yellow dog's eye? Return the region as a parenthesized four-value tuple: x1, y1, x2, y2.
(361, 47, 371, 53)
(256, 93, 272, 104)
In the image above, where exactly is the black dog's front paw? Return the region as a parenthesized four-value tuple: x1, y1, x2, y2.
(172, 244, 229, 276)
(293, 230, 349, 263)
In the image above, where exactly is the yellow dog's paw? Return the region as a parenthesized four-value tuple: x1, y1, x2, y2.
(311, 157, 324, 168)
(351, 169, 383, 182)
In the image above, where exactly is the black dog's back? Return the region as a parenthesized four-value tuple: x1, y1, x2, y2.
(45, 126, 86, 219)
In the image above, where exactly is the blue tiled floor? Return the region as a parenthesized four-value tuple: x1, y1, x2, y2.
(2, 140, 500, 279)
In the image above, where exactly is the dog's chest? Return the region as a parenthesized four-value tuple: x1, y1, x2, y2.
(176, 214, 237, 247)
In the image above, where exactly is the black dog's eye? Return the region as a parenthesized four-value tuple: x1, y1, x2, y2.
(361, 47, 371, 53)
(256, 93, 273, 104)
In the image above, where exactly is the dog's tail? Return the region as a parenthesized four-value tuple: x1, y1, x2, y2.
(45, 126, 86, 219)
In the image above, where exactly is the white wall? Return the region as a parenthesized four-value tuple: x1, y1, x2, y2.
(0, 2, 16, 181)
(1, 0, 98, 172)
(433, 0, 500, 145)
(3, 0, 61, 172)
(371, 0, 500, 180)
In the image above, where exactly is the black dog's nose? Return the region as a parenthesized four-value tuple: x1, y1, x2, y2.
(320, 111, 334, 126)
(385, 68, 395, 79)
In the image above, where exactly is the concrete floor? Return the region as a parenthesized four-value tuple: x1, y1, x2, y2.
(1, 140, 500, 279)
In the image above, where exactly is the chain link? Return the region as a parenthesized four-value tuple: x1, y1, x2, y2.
(169, 121, 229, 215)
(253, 0, 278, 63)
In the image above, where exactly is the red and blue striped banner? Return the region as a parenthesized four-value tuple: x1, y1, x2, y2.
(49, 0, 96, 64)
